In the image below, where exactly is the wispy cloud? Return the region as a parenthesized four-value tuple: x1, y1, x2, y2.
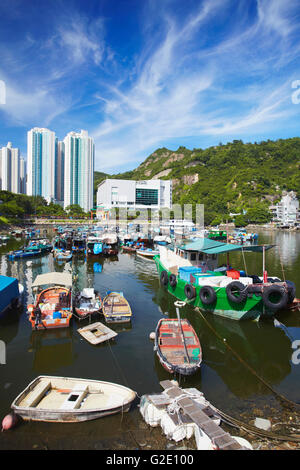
(91, 0, 300, 171)
(0, 0, 299, 171)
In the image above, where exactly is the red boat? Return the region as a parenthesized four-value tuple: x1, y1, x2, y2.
(154, 318, 202, 375)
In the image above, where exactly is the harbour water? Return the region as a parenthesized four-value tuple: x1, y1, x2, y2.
(0, 229, 300, 449)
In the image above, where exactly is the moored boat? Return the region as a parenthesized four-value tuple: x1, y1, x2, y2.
(74, 288, 102, 319)
(54, 249, 73, 262)
(8, 247, 42, 260)
(154, 303, 202, 375)
(10, 375, 136, 422)
(102, 292, 132, 323)
(155, 241, 296, 321)
(27, 272, 73, 330)
(136, 248, 160, 259)
(72, 238, 86, 254)
(0, 275, 24, 316)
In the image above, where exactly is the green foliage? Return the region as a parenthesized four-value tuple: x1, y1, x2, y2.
(65, 204, 88, 218)
(105, 137, 300, 224)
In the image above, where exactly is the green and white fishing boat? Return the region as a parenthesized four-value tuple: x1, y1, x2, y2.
(154, 239, 296, 321)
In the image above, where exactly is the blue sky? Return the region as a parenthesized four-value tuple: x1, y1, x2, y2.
(0, 0, 300, 173)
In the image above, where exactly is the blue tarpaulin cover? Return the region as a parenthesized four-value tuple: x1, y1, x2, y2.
(0, 275, 19, 314)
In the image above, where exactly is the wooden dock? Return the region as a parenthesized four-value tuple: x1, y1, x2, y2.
(159, 380, 247, 450)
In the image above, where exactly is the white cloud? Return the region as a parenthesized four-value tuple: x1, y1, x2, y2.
(91, 0, 300, 171)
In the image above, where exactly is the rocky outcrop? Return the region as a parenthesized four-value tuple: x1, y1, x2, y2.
(151, 169, 172, 179)
(183, 174, 199, 185)
(163, 153, 185, 168)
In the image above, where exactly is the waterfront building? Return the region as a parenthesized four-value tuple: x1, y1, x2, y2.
(96, 179, 172, 217)
(269, 191, 300, 226)
(27, 127, 56, 202)
(63, 130, 94, 212)
(0, 142, 22, 194)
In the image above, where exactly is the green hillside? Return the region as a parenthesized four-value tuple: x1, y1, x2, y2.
(106, 138, 300, 225)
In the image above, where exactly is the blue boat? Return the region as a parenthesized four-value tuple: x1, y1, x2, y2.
(54, 248, 73, 262)
(8, 247, 42, 260)
(0, 275, 24, 315)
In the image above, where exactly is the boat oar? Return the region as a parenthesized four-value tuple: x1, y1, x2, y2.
(174, 301, 190, 364)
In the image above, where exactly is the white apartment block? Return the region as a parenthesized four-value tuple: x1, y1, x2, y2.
(269, 191, 300, 225)
(0, 142, 22, 194)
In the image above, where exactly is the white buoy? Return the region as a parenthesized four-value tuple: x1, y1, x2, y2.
(149, 332, 155, 340)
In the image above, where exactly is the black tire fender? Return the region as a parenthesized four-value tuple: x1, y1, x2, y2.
(286, 280, 296, 303)
(169, 274, 177, 288)
(160, 270, 168, 286)
(262, 285, 289, 310)
(226, 281, 248, 304)
(184, 284, 196, 300)
(199, 285, 217, 305)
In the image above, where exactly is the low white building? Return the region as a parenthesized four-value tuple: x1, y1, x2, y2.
(269, 191, 300, 226)
(96, 179, 172, 216)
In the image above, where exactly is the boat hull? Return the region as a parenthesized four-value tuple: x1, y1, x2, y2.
(11, 376, 136, 423)
(154, 256, 274, 321)
(155, 318, 201, 376)
(102, 292, 132, 324)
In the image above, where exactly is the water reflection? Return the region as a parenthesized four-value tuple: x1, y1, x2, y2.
(191, 314, 291, 398)
(29, 328, 73, 374)
(0, 229, 299, 449)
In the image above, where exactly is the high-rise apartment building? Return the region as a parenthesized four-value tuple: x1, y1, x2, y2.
(27, 127, 56, 202)
(19, 157, 26, 194)
(55, 141, 64, 205)
(63, 130, 94, 212)
(0, 142, 22, 194)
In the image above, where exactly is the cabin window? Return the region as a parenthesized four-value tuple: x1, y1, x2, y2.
(190, 252, 196, 261)
(198, 253, 203, 261)
(184, 252, 188, 259)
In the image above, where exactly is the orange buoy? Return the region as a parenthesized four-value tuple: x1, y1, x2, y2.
(1, 412, 19, 431)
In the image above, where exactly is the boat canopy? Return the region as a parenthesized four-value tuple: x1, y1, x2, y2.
(0, 275, 19, 312)
(32, 272, 72, 288)
(179, 238, 274, 255)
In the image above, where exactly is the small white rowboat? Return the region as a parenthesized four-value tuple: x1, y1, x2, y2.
(11, 376, 136, 422)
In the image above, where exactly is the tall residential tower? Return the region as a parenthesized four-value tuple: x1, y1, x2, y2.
(27, 127, 56, 202)
(0, 142, 22, 193)
(63, 130, 94, 212)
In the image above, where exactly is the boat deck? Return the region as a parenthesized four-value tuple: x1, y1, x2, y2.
(17, 377, 131, 411)
(159, 320, 201, 365)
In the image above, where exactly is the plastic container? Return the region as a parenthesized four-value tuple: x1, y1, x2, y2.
(226, 269, 240, 280)
(53, 311, 62, 319)
(178, 267, 202, 283)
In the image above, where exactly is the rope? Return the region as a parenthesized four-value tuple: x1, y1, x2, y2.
(196, 307, 300, 413)
(241, 248, 248, 275)
(277, 246, 286, 282)
(107, 339, 132, 391)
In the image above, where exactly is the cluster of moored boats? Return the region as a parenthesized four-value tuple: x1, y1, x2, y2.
(0, 223, 298, 450)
